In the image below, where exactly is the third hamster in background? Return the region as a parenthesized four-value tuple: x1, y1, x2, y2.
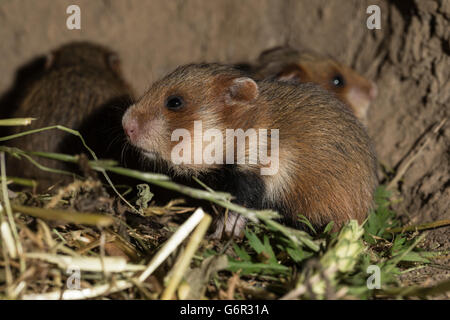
(252, 46, 378, 125)
(6, 42, 134, 189)
(122, 63, 378, 238)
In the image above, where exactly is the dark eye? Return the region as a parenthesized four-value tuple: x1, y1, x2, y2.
(331, 74, 345, 88)
(165, 95, 185, 110)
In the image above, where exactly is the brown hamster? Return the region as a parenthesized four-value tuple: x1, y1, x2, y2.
(122, 63, 378, 238)
(5, 42, 134, 189)
(252, 46, 378, 124)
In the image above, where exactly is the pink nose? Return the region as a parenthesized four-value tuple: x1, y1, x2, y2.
(123, 118, 139, 142)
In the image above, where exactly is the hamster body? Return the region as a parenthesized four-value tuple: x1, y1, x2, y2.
(6, 42, 134, 188)
(122, 63, 378, 238)
(252, 46, 377, 124)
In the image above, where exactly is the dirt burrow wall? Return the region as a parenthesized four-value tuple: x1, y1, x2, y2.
(0, 0, 448, 230)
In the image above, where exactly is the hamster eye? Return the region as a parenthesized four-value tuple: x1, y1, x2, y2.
(331, 74, 345, 88)
(165, 95, 185, 110)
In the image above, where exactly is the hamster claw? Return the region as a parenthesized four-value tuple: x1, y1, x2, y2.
(209, 211, 247, 240)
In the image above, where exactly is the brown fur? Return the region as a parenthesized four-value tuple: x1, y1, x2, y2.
(5, 42, 134, 189)
(123, 63, 378, 237)
(252, 46, 378, 124)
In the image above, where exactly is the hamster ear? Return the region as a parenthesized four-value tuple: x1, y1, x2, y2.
(258, 46, 297, 64)
(227, 77, 259, 103)
(277, 64, 305, 82)
(106, 53, 121, 73)
(44, 52, 55, 70)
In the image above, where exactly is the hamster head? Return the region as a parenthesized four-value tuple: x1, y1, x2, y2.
(122, 63, 260, 175)
(256, 46, 377, 122)
(45, 41, 123, 75)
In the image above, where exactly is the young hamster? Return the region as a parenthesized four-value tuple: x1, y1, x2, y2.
(5, 42, 134, 189)
(252, 46, 378, 124)
(122, 63, 378, 238)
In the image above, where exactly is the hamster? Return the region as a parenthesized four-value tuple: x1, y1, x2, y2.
(5, 42, 134, 189)
(252, 46, 378, 124)
(122, 63, 378, 238)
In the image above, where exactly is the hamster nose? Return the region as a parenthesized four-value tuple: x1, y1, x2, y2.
(123, 119, 139, 142)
